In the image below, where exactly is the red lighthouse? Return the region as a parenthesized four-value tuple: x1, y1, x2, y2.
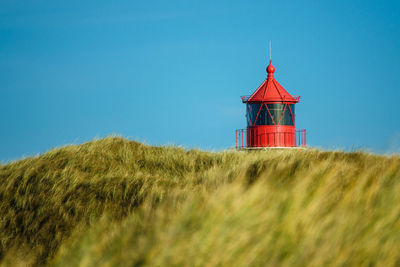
(235, 60, 306, 148)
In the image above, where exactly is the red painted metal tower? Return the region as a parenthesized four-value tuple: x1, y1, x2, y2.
(235, 60, 306, 148)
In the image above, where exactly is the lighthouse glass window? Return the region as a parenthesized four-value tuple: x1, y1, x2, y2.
(247, 103, 294, 126)
(267, 104, 294, 126)
(246, 103, 261, 126)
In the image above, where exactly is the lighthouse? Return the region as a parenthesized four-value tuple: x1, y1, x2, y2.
(235, 59, 306, 148)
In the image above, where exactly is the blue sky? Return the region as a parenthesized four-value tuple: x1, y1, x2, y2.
(1, 0, 400, 161)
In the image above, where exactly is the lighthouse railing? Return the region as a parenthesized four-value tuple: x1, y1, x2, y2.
(235, 128, 307, 148)
(296, 129, 307, 147)
(235, 129, 245, 149)
(240, 95, 251, 103)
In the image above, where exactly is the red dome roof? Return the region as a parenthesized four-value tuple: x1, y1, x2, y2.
(245, 61, 299, 103)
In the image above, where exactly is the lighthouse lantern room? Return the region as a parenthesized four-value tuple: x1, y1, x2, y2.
(235, 59, 306, 148)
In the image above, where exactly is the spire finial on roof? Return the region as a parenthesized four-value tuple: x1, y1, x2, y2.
(266, 41, 275, 78)
(266, 61, 275, 78)
(269, 41, 272, 62)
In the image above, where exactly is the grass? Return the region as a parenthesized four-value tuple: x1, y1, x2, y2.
(0, 136, 400, 266)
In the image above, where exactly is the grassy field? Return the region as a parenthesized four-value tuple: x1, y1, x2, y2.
(1, 137, 400, 266)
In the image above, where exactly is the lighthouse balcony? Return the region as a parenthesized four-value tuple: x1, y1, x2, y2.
(235, 128, 306, 149)
(241, 95, 251, 103)
(241, 95, 300, 103)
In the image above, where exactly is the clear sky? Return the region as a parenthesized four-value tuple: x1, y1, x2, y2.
(1, 0, 400, 161)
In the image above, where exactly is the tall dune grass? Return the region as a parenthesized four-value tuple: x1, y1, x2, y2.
(1, 137, 399, 266)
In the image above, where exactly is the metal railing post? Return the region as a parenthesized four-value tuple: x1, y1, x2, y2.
(304, 129, 307, 147)
(239, 130, 241, 148)
(298, 131, 300, 147)
(235, 130, 237, 148)
(247, 128, 249, 148)
(300, 129, 303, 147)
(239, 129, 241, 148)
(241, 129, 244, 148)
